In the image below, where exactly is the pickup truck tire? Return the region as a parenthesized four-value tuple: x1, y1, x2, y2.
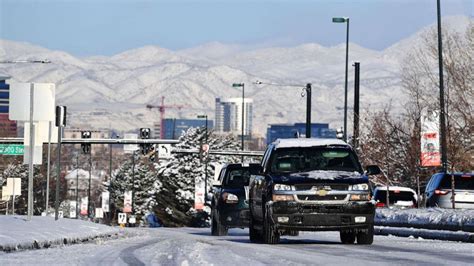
(249, 210, 262, 243)
(211, 211, 228, 236)
(340, 231, 356, 244)
(356, 225, 374, 245)
(263, 207, 280, 244)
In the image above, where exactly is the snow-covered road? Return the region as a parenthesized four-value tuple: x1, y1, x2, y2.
(1, 227, 473, 265)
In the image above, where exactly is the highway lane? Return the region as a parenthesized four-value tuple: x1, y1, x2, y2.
(1, 227, 472, 265)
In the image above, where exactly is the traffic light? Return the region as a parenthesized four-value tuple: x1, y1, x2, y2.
(81, 131, 91, 154)
(139, 128, 151, 155)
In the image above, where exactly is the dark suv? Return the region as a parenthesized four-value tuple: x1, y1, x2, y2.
(211, 163, 251, 236)
(249, 138, 380, 244)
(425, 172, 474, 209)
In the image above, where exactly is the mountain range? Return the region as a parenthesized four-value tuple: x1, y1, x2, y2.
(0, 16, 470, 137)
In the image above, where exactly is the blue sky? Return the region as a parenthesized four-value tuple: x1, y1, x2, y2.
(0, 0, 472, 56)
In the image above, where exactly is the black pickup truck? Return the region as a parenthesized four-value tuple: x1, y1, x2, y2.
(211, 163, 251, 236)
(248, 138, 381, 244)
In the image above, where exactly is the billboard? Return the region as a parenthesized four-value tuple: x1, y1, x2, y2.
(420, 109, 441, 167)
(194, 179, 205, 210)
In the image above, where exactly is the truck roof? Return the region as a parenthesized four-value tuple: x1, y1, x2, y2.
(272, 138, 350, 149)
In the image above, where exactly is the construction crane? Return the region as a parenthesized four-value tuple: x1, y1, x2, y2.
(146, 96, 186, 139)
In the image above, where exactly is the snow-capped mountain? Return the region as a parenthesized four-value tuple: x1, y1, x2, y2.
(0, 16, 470, 136)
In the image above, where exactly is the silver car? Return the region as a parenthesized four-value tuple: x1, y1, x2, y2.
(425, 173, 474, 209)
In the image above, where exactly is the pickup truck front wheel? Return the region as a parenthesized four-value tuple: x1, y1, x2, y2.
(340, 230, 356, 244)
(249, 210, 262, 243)
(211, 210, 228, 236)
(263, 207, 280, 244)
(356, 225, 374, 245)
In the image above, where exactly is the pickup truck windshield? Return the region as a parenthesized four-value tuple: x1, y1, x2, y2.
(223, 169, 250, 188)
(270, 147, 362, 174)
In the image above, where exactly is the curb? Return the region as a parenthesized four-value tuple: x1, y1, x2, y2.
(0, 229, 138, 253)
(375, 226, 474, 243)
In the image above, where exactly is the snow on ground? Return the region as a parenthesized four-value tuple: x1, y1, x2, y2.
(0, 215, 120, 252)
(1, 228, 473, 265)
(375, 208, 474, 232)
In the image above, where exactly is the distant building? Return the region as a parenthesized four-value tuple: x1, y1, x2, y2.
(266, 123, 336, 144)
(64, 169, 101, 198)
(0, 76, 17, 137)
(157, 118, 214, 139)
(215, 98, 253, 137)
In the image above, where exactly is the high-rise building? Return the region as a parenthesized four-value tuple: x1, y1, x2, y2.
(266, 123, 336, 144)
(162, 118, 214, 139)
(0, 76, 17, 137)
(215, 98, 253, 137)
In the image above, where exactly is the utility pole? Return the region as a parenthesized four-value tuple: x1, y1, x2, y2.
(75, 153, 79, 219)
(353, 62, 360, 149)
(305, 83, 312, 138)
(436, 0, 448, 172)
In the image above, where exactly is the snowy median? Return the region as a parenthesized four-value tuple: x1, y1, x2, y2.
(375, 208, 474, 242)
(0, 216, 122, 252)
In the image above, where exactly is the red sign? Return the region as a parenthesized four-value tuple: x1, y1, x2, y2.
(421, 132, 441, 167)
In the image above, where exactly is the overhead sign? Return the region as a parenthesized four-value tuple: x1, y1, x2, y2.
(421, 109, 441, 167)
(0, 144, 24, 155)
(158, 144, 172, 159)
(123, 191, 132, 213)
(118, 213, 127, 224)
(102, 191, 110, 212)
(9, 83, 56, 121)
(123, 133, 139, 154)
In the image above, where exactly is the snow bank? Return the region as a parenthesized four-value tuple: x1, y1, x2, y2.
(375, 208, 474, 232)
(375, 226, 474, 243)
(0, 216, 120, 252)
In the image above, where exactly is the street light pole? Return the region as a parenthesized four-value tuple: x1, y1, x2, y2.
(436, 0, 448, 172)
(305, 83, 312, 138)
(333, 17, 350, 142)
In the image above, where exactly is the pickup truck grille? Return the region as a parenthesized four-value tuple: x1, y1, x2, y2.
(297, 195, 347, 201)
(294, 183, 349, 202)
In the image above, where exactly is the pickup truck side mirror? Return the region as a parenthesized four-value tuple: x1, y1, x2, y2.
(366, 165, 381, 176)
(249, 163, 263, 175)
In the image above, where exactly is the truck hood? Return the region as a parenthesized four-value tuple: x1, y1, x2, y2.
(270, 170, 367, 185)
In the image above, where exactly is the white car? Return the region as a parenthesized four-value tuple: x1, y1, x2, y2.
(373, 186, 418, 208)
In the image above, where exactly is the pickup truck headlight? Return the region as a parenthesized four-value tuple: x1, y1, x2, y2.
(222, 192, 239, 204)
(351, 183, 369, 191)
(273, 184, 294, 191)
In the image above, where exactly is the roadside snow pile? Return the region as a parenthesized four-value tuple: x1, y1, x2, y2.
(0, 216, 120, 252)
(375, 208, 474, 232)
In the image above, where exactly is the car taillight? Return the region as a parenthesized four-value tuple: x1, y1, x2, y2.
(376, 202, 385, 208)
(434, 189, 449, 195)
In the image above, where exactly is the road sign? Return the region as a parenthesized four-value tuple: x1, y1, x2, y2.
(124, 133, 139, 154)
(1, 187, 9, 200)
(123, 191, 132, 213)
(0, 144, 24, 155)
(95, 208, 104, 219)
(102, 191, 110, 212)
(70, 201, 77, 218)
(158, 144, 172, 159)
(118, 213, 127, 224)
(6, 178, 21, 195)
(58, 211, 63, 218)
(129, 215, 136, 224)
